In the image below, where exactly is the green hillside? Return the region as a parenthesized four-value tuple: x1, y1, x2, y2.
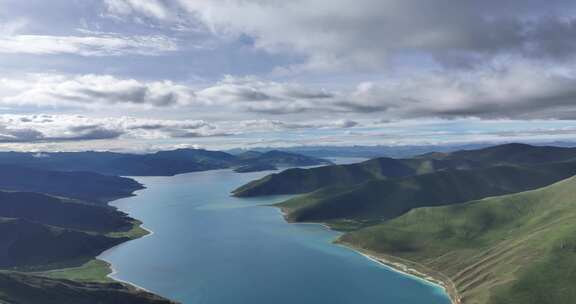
(278, 160, 576, 225)
(0, 271, 174, 304)
(0, 164, 143, 205)
(430, 143, 576, 165)
(0, 191, 134, 232)
(0, 218, 126, 270)
(339, 175, 576, 304)
(233, 157, 441, 196)
(233, 143, 576, 197)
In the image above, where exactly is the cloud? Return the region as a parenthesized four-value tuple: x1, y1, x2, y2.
(5, 61, 576, 120)
(1, 74, 196, 108)
(104, 0, 171, 20)
(0, 121, 121, 143)
(0, 115, 232, 144)
(194, 63, 576, 120)
(196, 75, 334, 114)
(0, 33, 178, 56)
(0, 114, 362, 146)
(341, 60, 576, 119)
(106, 0, 576, 71)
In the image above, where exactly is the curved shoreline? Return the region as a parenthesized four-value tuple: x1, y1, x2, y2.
(275, 208, 457, 303)
(346, 247, 461, 304)
(98, 190, 158, 293)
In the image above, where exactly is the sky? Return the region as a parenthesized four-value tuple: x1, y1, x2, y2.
(1, 0, 576, 152)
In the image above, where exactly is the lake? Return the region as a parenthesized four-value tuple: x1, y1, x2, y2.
(99, 168, 450, 304)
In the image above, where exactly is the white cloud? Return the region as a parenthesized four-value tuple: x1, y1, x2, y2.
(0, 114, 362, 146)
(5, 60, 576, 120)
(104, 0, 170, 20)
(105, 0, 576, 71)
(0, 33, 177, 56)
(0, 74, 196, 108)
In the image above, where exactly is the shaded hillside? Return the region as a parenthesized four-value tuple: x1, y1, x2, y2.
(339, 175, 576, 304)
(232, 157, 448, 197)
(277, 160, 576, 224)
(0, 164, 142, 204)
(0, 149, 328, 176)
(0, 271, 175, 304)
(420, 143, 576, 165)
(0, 191, 133, 232)
(0, 218, 126, 269)
(233, 143, 576, 197)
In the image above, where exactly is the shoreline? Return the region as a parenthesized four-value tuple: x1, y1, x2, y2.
(274, 208, 460, 304)
(105, 261, 155, 293)
(99, 186, 158, 293)
(345, 247, 461, 304)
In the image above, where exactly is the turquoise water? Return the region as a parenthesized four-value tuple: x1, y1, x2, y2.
(99, 169, 450, 304)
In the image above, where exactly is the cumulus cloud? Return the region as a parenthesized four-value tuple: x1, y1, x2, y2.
(342, 60, 576, 119)
(196, 76, 334, 114)
(103, 0, 576, 71)
(0, 74, 196, 108)
(0, 119, 122, 143)
(195, 63, 576, 120)
(0, 114, 361, 145)
(5, 64, 576, 120)
(0, 115, 228, 143)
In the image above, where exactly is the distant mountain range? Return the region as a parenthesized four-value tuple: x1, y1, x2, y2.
(233, 143, 576, 197)
(0, 149, 330, 176)
(228, 141, 576, 159)
(0, 164, 143, 204)
(235, 143, 576, 304)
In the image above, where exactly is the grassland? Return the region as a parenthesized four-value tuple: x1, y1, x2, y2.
(338, 176, 576, 304)
(230, 144, 576, 303)
(39, 259, 114, 283)
(277, 161, 576, 225)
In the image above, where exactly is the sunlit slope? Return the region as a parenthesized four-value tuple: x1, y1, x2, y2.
(339, 175, 576, 304)
(233, 143, 576, 197)
(0, 271, 174, 304)
(278, 161, 576, 225)
(233, 156, 471, 197)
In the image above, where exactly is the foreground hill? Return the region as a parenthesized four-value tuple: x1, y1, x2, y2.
(0, 149, 328, 176)
(0, 167, 174, 302)
(339, 175, 576, 304)
(0, 271, 174, 304)
(0, 218, 126, 269)
(0, 191, 134, 232)
(277, 160, 576, 225)
(233, 143, 576, 197)
(0, 164, 143, 204)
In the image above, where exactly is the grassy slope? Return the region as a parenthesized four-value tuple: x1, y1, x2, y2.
(338, 176, 576, 304)
(40, 259, 115, 283)
(0, 191, 135, 233)
(232, 157, 434, 196)
(0, 271, 174, 304)
(278, 161, 576, 225)
(0, 164, 143, 205)
(233, 143, 576, 198)
(0, 218, 127, 270)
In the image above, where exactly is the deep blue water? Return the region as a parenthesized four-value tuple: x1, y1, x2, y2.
(99, 168, 450, 304)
